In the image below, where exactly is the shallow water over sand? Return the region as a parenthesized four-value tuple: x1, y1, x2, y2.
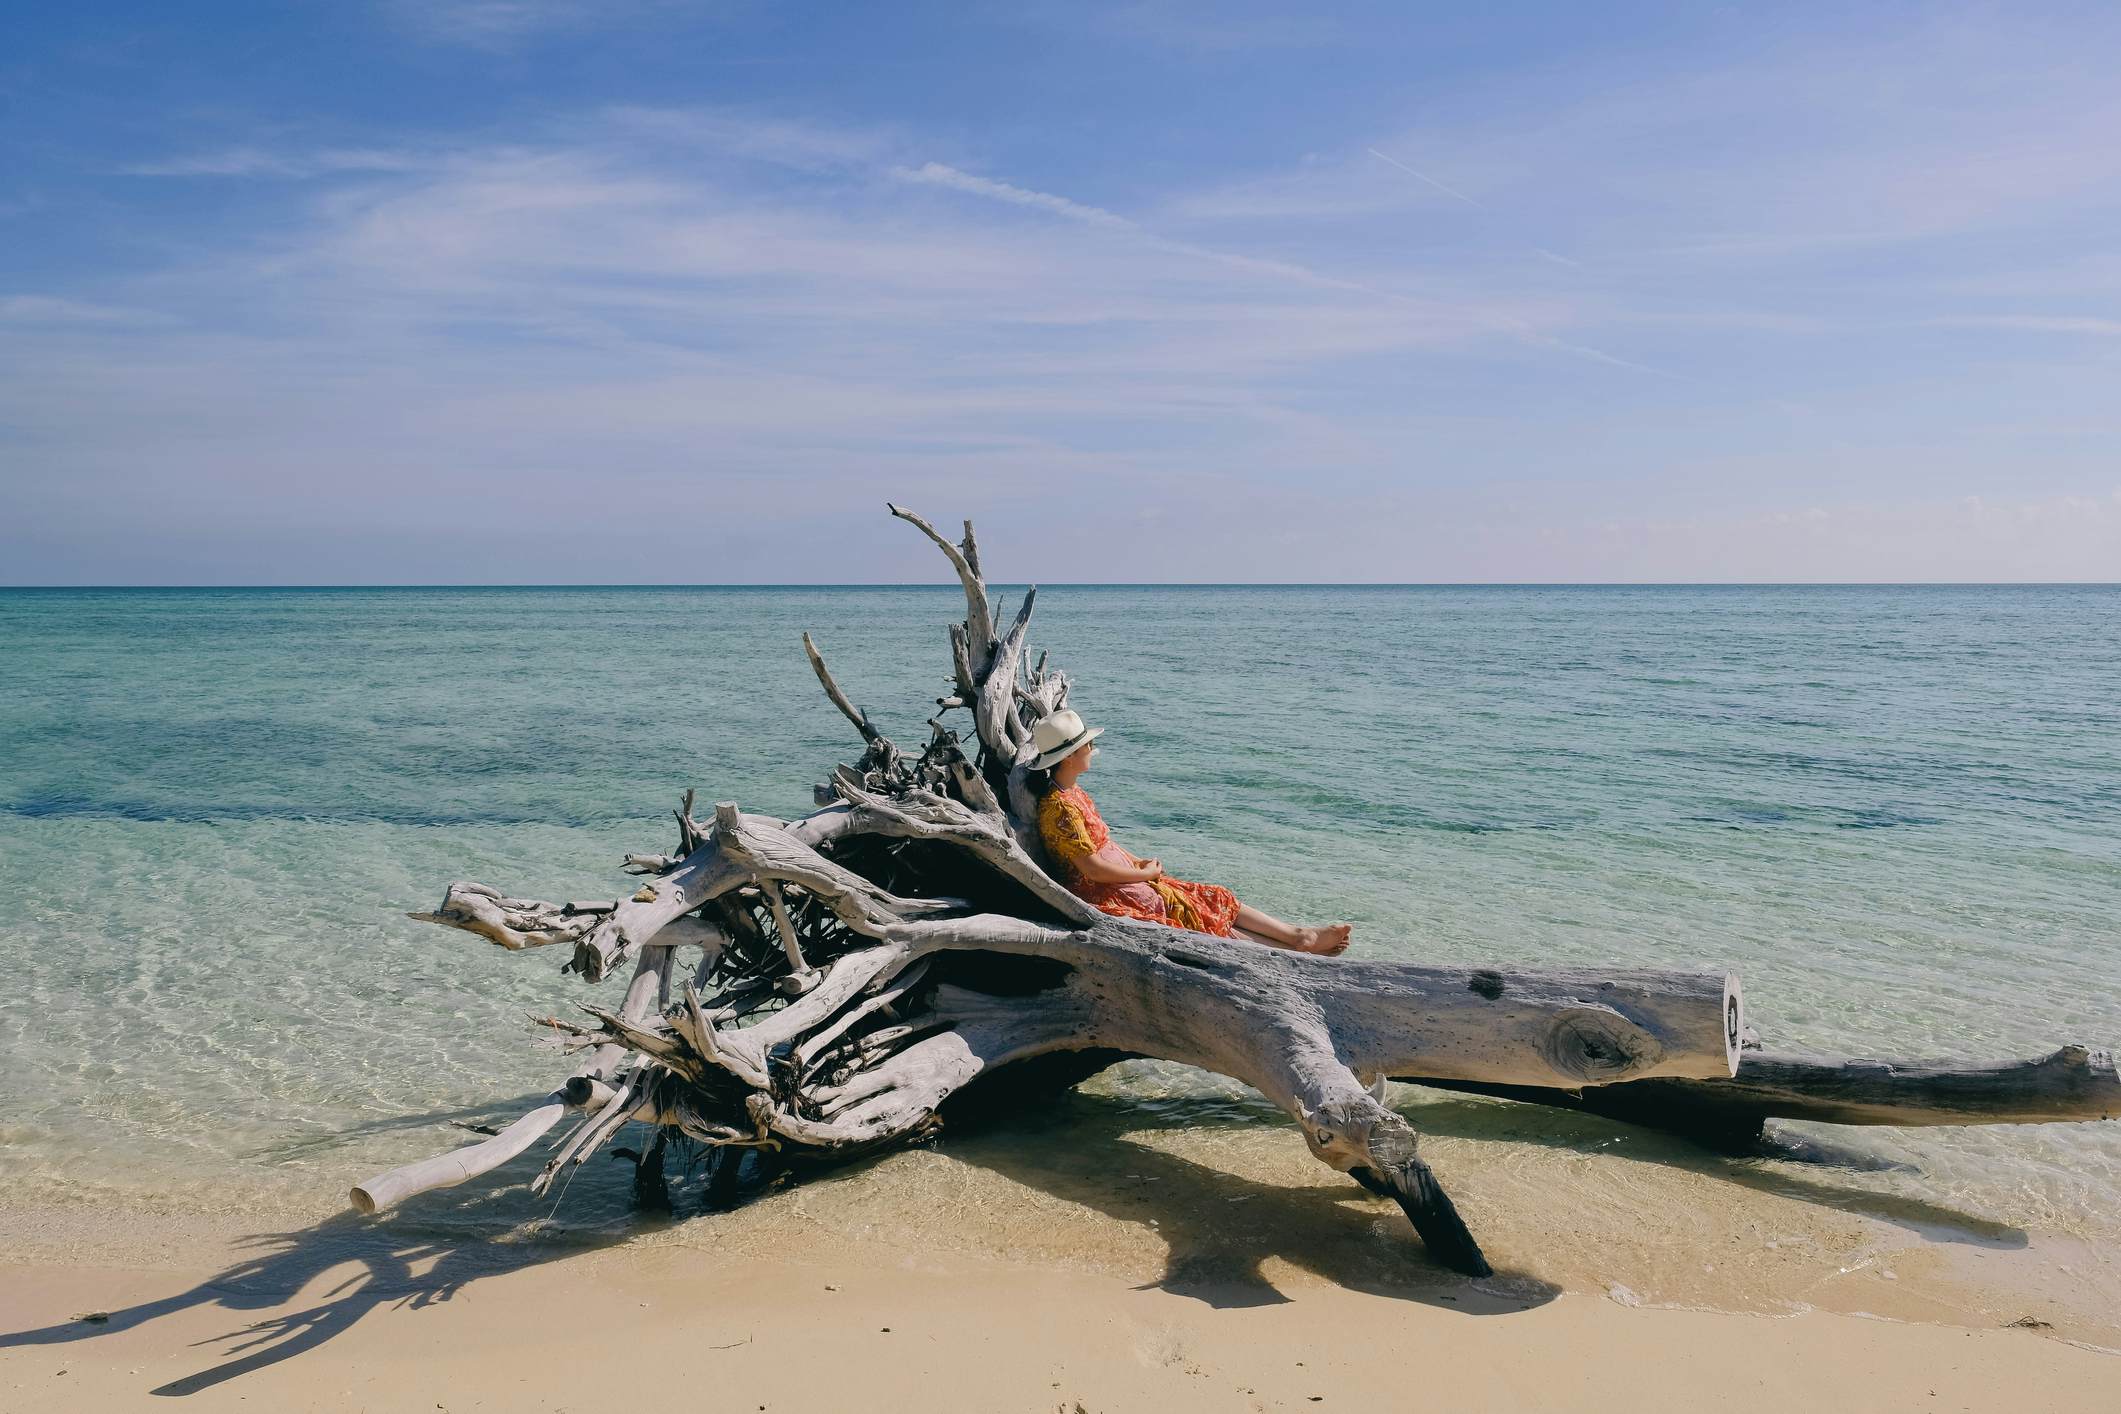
(1, 585, 2116, 1325)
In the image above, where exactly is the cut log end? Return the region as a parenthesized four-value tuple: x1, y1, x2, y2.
(1537, 973, 1741, 1084)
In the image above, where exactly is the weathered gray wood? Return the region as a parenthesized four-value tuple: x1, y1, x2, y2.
(350, 942, 684, 1213)
(757, 877, 813, 981)
(1688, 1045, 2121, 1125)
(709, 800, 961, 932)
(889, 502, 994, 671)
(1328, 961, 1740, 1085)
(1414, 1044, 2121, 1137)
(407, 883, 608, 951)
(974, 587, 1036, 761)
(947, 622, 978, 703)
(848, 915, 1741, 1092)
(801, 631, 885, 747)
(550, 804, 859, 982)
(512, 867, 1737, 1277)
(831, 773, 1098, 926)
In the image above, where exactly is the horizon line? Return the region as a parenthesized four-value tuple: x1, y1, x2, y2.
(3, 580, 2118, 591)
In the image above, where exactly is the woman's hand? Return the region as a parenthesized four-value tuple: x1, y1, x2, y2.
(1134, 858, 1163, 882)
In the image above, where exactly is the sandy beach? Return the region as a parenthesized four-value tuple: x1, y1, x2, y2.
(5, 1089, 2116, 1412)
(3, 1219, 2113, 1414)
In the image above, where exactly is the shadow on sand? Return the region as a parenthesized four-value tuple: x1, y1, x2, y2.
(907, 1087, 1561, 1313)
(0, 1174, 652, 1398)
(0, 1088, 680, 1402)
(0, 1072, 2028, 1395)
(1390, 1086, 2030, 1249)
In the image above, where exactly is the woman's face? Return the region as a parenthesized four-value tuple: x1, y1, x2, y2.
(1066, 741, 1097, 775)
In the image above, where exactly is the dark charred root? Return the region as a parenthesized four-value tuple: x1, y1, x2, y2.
(702, 1147, 747, 1212)
(627, 1131, 673, 1214)
(1351, 1161, 1492, 1278)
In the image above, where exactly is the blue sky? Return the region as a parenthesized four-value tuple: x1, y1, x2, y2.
(3, 1, 2118, 582)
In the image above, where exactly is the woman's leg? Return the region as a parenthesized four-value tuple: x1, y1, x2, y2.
(1234, 902, 1301, 945)
(1235, 902, 1351, 956)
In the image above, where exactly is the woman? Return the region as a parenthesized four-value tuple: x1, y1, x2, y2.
(1027, 708, 1352, 955)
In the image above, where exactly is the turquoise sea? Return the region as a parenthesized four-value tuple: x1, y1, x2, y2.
(2, 584, 2117, 1259)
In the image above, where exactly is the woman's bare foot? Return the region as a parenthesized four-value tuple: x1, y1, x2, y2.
(1294, 924, 1352, 956)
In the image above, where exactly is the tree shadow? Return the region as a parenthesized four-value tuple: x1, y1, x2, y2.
(912, 1086, 1559, 1314)
(0, 1167, 653, 1397)
(921, 1073, 2027, 1314)
(0, 1074, 2034, 1394)
(1390, 1087, 2030, 1248)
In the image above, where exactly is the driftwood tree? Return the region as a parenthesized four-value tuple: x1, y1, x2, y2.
(355, 505, 2119, 1278)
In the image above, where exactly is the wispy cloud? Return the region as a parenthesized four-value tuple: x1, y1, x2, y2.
(606, 106, 894, 172)
(1365, 147, 1486, 210)
(380, 0, 636, 48)
(0, 295, 170, 325)
(891, 162, 1135, 229)
(888, 158, 1668, 376)
(121, 147, 427, 179)
(1091, 0, 1338, 53)
(1176, 20, 2121, 273)
(7, 104, 1689, 581)
(1925, 314, 2121, 337)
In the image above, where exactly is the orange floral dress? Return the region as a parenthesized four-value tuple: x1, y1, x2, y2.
(1037, 786, 1239, 936)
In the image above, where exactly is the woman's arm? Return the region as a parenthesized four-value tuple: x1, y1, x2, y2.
(1039, 792, 1162, 885)
(1073, 853, 1163, 885)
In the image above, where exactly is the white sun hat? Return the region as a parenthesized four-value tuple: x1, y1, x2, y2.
(1026, 707, 1105, 771)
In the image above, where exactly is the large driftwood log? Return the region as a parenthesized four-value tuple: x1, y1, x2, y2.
(354, 503, 2113, 1280)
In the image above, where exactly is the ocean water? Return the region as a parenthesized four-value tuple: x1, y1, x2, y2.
(1, 584, 2117, 1274)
